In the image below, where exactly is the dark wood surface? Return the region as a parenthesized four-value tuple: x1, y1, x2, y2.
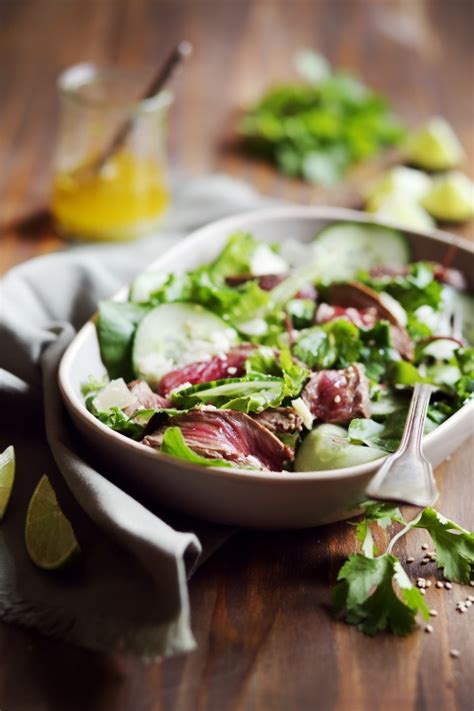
(1, 1, 473, 709)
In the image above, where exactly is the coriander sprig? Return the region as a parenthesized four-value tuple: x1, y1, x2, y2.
(333, 504, 474, 636)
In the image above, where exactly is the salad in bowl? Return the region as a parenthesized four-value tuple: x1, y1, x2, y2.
(83, 221, 474, 474)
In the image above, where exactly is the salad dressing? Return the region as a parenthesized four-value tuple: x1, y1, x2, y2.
(52, 150, 169, 241)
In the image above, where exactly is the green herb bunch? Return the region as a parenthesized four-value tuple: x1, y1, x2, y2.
(240, 50, 404, 185)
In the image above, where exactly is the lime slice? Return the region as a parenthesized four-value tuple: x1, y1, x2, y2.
(0, 446, 15, 521)
(365, 166, 432, 211)
(25, 475, 80, 570)
(406, 117, 464, 170)
(368, 196, 435, 231)
(422, 172, 474, 222)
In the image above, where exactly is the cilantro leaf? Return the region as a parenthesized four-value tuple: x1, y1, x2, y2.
(332, 553, 429, 636)
(354, 501, 404, 557)
(414, 508, 474, 583)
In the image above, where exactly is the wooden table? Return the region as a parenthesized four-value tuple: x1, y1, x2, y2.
(1, 1, 473, 709)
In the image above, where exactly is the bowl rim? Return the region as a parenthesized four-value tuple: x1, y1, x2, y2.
(58, 205, 474, 485)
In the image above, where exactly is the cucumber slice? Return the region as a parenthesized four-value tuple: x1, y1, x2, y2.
(295, 424, 386, 471)
(312, 222, 410, 282)
(171, 375, 283, 412)
(132, 303, 239, 386)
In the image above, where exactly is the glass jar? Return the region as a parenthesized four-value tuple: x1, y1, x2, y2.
(52, 63, 172, 242)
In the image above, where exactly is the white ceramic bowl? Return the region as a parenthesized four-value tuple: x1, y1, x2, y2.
(59, 207, 474, 528)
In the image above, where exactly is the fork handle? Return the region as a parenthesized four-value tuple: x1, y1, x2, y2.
(398, 383, 433, 456)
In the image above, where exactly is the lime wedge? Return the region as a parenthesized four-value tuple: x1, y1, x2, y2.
(368, 196, 435, 231)
(25, 475, 80, 570)
(406, 117, 464, 170)
(365, 166, 432, 211)
(422, 172, 474, 222)
(0, 446, 15, 521)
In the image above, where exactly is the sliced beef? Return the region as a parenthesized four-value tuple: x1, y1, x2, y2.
(252, 407, 303, 436)
(159, 345, 254, 396)
(328, 281, 414, 360)
(301, 364, 371, 425)
(315, 303, 377, 329)
(143, 409, 293, 471)
(124, 380, 169, 416)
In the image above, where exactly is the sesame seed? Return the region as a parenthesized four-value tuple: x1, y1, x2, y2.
(406, 557, 415, 564)
(420, 588, 426, 595)
(421, 558, 430, 565)
(436, 581, 444, 589)
(421, 543, 429, 551)
(426, 580, 432, 588)
(458, 607, 467, 614)
(429, 609, 438, 617)
(427, 551, 436, 558)
(465, 600, 472, 608)
(445, 582, 452, 590)
(430, 555, 437, 562)
(425, 624, 434, 633)
(450, 649, 460, 658)
(468, 595, 474, 603)
(334, 395, 341, 404)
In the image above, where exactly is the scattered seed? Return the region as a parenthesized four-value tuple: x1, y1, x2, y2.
(427, 551, 436, 557)
(430, 554, 437, 562)
(406, 557, 415, 564)
(470, 581, 474, 587)
(436, 581, 444, 589)
(421, 558, 430, 565)
(421, 543, 429, 550)
(445, 582, 452, 590)
(429, 609, 438, 617)
(425, 624, 434, 633)
(465, 600, 472, 608)
(420, 588, 426, 595)
(468, 595, 474, 603)
(450, 649, 460, 658)
(426, 580, 432, 588)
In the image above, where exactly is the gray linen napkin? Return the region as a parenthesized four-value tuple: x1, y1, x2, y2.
(0, 175, 269, 658)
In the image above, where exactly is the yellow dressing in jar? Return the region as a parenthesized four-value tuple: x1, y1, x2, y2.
(52, 150, 169, 241)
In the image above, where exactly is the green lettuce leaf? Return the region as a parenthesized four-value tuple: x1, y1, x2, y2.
(362, 263, 443, 314)
(348, 408, 436, 453)
(160, 427, 233, 468)
(245, 347, 310, 397)
(97, 302, 149, 380)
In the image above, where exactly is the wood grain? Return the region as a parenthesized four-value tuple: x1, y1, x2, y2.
(0, 1, 473, 710)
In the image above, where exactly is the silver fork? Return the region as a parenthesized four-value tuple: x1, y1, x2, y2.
(366, 382, 437, 507)
(366, 298, 464, 507)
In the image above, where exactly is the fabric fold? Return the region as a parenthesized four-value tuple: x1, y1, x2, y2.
(0, 175, 268, 657)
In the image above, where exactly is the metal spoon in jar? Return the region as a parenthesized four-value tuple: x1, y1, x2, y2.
(366, 382, 438, 507)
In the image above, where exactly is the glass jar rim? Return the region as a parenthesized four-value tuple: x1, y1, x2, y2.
(57, 62, 173, 113)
